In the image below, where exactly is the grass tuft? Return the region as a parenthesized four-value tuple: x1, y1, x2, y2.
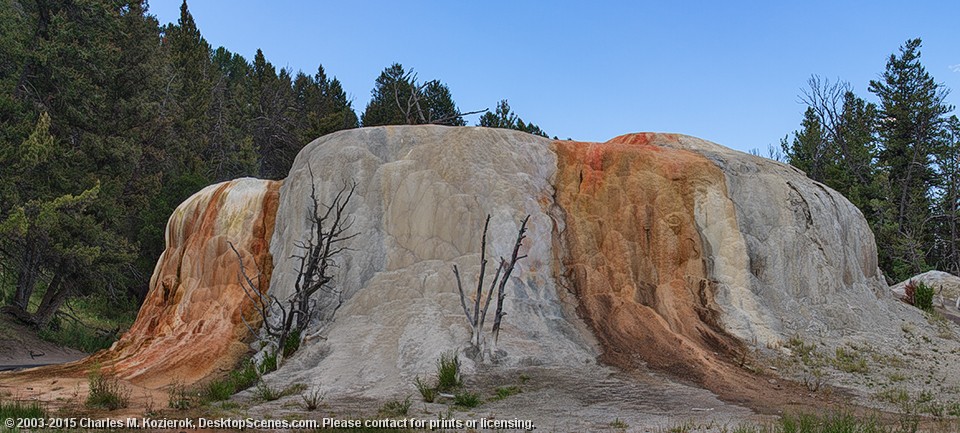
(85, 367, 129, 410)
(414, 376, 436, 403)
(435, 351, 462, 392)
(453, 391, 481, 408)
(378, 396, 412, 417)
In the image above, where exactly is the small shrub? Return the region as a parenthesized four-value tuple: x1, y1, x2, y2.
(202, 378, 234, 402)
(453, 391, 481, 408)
(230, 360, 259, 391)
(435, 351, 462, 392)
(914, 281, 934, 311)
(86, 367, 130, 410)
(167, 380, 192, 410)
(301, 388, 324, 411)
(609, 418, 628, 429)
(414, 376, 437, 403)
(904, 279, 935, 311)
(254, 381, 281, 402)
(379, 396, 412, 417)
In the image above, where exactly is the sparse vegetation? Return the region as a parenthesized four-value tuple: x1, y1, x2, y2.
(378, 396, 412, 417)
(452, 391, 481, 408)
(254, 381, 305, 402)
(259, 351, 278, 375)
(282, 329, 302, 358)
(200, 359, 259, 403)
(491, 385, 521, 401)
(609, 417, 628, 429)
(301, 387, 324, 411)
(832, 347, 869, 373)
(414, 376, 437, 403)
(85, 367, 130, 410)
(167, 380, 192, 410)
(0, 398, 46, 420)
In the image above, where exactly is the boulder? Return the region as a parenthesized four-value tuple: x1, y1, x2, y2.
(891, 270, 960, 309)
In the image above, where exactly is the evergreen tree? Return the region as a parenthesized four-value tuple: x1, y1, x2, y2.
(868, 38, 953, 280)
(933, 116, 960, 275)
(478, 99, 548, 137)
(161, 0, 214, 177)
(361, 63, 464, 126)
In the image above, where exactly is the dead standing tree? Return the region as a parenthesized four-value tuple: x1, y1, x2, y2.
(454, 214, 530, 359)
(231, 168, 358, 363)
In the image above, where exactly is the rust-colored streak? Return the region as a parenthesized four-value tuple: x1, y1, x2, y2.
(3, 179, 281, 392)
(554, 136, 744, 387)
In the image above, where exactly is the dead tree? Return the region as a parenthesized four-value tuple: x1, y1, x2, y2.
(231, 169, 358, 362)
(454, 214, 529, 356)
(392, 69, 486, 126)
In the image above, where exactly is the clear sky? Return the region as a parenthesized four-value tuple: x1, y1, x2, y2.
(148, 1, 960, 153)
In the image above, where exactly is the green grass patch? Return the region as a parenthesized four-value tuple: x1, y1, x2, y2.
(435, 351, 462, 392)
(259, 351, 278, 375)
(282, 329, 301, 358)
(491, 385, 521, 401)
(199, 359, 259, 403)
(38, 320, 115, 353)
(453, 391, 481, 408)
(0, 398, 46, 419)
(35, 293, 136, 353)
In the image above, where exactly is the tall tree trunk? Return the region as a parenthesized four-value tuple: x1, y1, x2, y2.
(12, 238, 40, 310)
(32, 272, 70, 328)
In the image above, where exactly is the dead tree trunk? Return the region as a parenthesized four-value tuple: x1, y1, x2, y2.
(453, 214, 529, 359)
(232, 169, 357, 363)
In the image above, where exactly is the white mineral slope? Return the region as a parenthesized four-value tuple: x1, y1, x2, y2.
(660, 135, 915, 349)
(267, 126, 598, 396)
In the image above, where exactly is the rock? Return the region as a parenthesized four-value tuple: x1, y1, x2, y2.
(891, 271, 960, 309)
(267, 126, 598, 397)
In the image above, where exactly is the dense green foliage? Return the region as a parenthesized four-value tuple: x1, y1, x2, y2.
(783, 38, 960, 282)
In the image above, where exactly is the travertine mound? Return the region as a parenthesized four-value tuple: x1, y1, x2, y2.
(98, 178, 280, 386)
(14, 179, 280, 386)
(3, 126, 912, 406)
(266, 126, 899, 397)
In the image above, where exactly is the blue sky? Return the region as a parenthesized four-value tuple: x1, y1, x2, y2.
(148, 1, 960, 153)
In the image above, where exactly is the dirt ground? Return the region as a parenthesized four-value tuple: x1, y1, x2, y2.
(0, 316, 85, 371)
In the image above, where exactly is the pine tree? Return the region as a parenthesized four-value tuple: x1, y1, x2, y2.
(361, 63, 464, 126)
(478, 100, 547, 137)
(868, 38, 954, 280)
